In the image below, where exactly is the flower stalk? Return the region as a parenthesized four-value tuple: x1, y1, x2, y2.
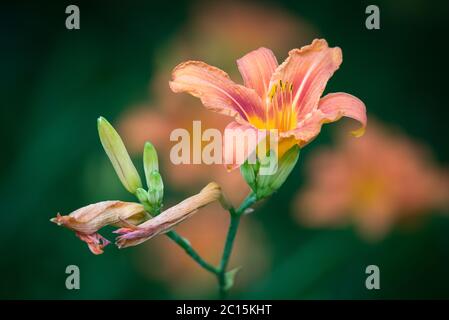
(166, 231, 219, 275)
(217, 192, 258, 298)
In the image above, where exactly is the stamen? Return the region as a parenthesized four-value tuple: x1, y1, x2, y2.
(286, 83, 293, 130)
(268, 84, 277, 101)
(266, 80, 297, 131)
(280, 81, 285, 129)
(274, 85, 280, 125)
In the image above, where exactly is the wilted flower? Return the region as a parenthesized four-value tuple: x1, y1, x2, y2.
(51, 201, 148, 254)
(294, 121, 449, 240)
(169, 39, 367, 169)
(115, 182, 224, 248)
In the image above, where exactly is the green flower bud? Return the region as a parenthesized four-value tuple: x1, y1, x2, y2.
(97, 117, 142, 194)
(135, 187, 149, 205)
(147, 171, 164, 211)
(143, 142, 159, 188)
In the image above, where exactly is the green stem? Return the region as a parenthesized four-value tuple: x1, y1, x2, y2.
(137, 191, 259, 298)
(218, 213, 241, 298)
(235, 193, 258, 216)
(217, 193, 258, 298)
(166, 231, 219, 275)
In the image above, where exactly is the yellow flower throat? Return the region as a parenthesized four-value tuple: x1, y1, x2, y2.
(249, 80, 298, 132)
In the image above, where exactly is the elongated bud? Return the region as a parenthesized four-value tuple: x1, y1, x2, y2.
(143, 142, 159, 188)
(256, 146, 300, 198)
(147, 171, 164, 212)
(97, 117, 142, 194)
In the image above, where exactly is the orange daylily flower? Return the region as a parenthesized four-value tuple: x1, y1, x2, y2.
(118, 1, 315, 203)
(169, 39, 367, 167)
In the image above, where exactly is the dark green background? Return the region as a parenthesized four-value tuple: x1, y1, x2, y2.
(1, 0, 449, 299)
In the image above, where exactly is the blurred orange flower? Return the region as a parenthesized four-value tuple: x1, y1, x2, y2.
(118, 1, 317, 205)
(294, 121, 449, 240)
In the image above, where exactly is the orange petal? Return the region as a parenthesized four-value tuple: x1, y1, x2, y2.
(283, 92, 366, 146)
(318, 92, 367, 137)
(75, 232, 110, 255)
(169, 61, 264, 123)
(237, 47, 278, 99)
(269, 39, 342, 119)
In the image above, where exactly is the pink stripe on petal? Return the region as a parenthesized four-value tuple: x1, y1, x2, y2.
(169, 61, 264, 122)
(269, 39, 342, 119)
(237, 47, 278, 99)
